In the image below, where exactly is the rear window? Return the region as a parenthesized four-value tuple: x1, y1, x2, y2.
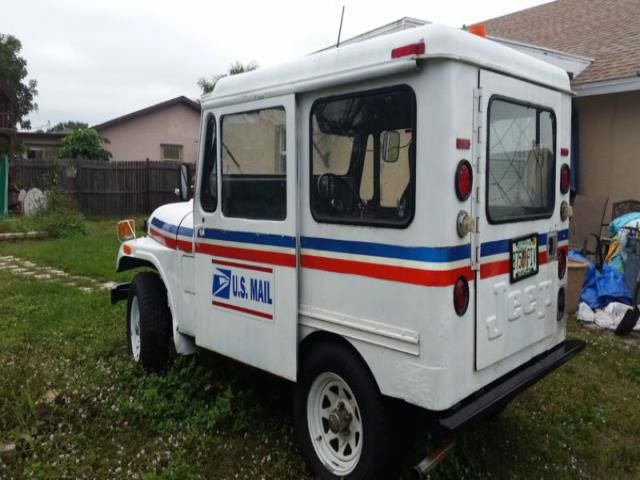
(486, 98, 556, 223)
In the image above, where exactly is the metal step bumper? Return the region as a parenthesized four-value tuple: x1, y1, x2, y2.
(437, 339, 586, 433)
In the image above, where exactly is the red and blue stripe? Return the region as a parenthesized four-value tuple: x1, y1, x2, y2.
(479, 230, 569, 279)
(300, 236, 472, 287)
(148, 217, 569, 286)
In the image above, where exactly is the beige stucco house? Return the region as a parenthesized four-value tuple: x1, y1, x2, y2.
(94, 96, 201, 163)
(17, 131, 65, 160)
(18, 96, 201, 163)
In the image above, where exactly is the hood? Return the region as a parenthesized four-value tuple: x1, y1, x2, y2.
(148, 200, 193, 250)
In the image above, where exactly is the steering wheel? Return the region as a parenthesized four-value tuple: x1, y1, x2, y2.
(317, 173, 365, 214)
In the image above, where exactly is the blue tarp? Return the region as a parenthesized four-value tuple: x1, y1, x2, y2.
(608, 212, 640, 237)
(571, 249, 632, 309)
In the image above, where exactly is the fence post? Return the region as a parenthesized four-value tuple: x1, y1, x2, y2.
(145, 158, 150, 214)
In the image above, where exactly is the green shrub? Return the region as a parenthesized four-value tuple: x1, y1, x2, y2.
(0, 217, 29, 234)
(24, 188, 86, 237)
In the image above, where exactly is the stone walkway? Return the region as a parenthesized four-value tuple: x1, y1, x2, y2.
(0, 255, 117, 293)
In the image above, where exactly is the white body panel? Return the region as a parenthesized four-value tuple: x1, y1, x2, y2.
(117, 23, 572, 412)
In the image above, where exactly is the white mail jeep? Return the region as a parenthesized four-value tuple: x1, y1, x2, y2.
(111, 24, 585, 479)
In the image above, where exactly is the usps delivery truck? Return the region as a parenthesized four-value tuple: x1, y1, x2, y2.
(111, 23, 585, 479)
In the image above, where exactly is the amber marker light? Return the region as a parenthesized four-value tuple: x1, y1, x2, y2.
(117, 219, 136, 243)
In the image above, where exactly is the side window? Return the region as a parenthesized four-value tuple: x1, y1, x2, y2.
(310, 86, 416, 227)
(221, 108, 286, 220)
(199, 115, 217, 212)
(487, 98, 556, 223)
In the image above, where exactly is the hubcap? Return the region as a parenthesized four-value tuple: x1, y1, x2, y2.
(307, 372, 363, 475)
(130, 296, 141, 361)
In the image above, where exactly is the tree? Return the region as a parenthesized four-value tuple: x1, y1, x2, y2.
(48, 121, 88, 133)
(57, 128, 112, 161)
(0, 34, 38, 130)
(197, 60, 258, 94)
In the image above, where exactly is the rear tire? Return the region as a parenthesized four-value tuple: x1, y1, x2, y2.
(294, 341, 392, 479)
(127, 272, 172, 372)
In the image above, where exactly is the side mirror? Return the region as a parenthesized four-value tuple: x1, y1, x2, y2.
(381, 130, 400, 163)
(177, 163, 192, 201)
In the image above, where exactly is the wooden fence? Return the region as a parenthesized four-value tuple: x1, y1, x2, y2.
(13, 159, 181, 217)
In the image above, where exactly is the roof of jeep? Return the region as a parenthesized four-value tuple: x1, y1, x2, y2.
(202, 23, 571, 108)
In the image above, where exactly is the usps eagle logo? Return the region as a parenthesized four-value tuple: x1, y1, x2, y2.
(212, 268, 231, 299)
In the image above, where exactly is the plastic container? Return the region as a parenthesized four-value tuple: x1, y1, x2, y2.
(567, 258, 588, 314)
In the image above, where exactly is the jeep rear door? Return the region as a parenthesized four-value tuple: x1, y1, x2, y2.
(475, 70, 564, 370)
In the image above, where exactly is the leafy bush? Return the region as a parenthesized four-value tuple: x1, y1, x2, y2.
(57, 128, 111, 161)
(24, 187, 86, 237)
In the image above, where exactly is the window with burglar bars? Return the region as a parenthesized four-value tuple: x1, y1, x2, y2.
(486, 98, 555, 223)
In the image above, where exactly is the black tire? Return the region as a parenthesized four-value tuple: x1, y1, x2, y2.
(294, 341, 393, 480)
(126, 272, 172, 372)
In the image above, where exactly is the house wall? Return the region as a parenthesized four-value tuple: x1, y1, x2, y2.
(17, 133, 65, 160)
(575, 90, 640, 221)
(98, 103, 200, 162)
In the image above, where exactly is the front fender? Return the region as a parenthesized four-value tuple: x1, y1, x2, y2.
(115, 236, 196, 355)
(116, 236, 172, 274)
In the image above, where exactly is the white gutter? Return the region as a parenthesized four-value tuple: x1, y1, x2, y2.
(573, 75, 640, 97)
(488, 35, 593, 80)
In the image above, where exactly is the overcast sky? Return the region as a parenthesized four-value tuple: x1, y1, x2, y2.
(3, 0, 550, 129)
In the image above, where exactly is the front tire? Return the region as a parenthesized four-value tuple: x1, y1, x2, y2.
(294, 341, 392, 479)
(127, 272, 172, 372)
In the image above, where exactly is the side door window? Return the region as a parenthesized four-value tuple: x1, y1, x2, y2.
(221, 108, 287, 220)
(199, 114, 218, 212)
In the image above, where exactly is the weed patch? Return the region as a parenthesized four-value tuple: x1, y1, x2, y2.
(23, 187, 86, 238)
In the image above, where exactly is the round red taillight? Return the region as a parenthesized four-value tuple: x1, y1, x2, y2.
(557, 287, 566, 321)
(453, 276, 469, 316)
(558, 248, 567, 279)
(560, 164, 571, 194)
(455, 160, 473, 202)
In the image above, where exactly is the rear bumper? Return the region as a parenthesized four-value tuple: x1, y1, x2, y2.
(437, 339, 585, 433)
(110, 283, 131, 305)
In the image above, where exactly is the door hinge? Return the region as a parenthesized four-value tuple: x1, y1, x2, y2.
(471, 244, 480, 271)
(474, 88, 484, 147)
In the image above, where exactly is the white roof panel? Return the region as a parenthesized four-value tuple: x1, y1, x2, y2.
(203, 24, 571, 108)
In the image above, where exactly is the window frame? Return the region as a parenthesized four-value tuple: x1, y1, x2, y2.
(161, 143, 183, 161)
(220, 106, 287, 221)
(485, 95, 557, 225)
(308, 84, 417, 229)
(199, 113, 218, 213)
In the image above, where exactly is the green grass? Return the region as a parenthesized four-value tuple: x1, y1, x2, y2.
(0, 218, 142, 282)
(0, 216, 32, 234)
(0, 223, 639, 478)
(0, 273, 309, 479)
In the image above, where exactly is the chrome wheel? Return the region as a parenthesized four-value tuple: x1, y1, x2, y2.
(307, 372, 363, 475)
(129, 295, 141, 361)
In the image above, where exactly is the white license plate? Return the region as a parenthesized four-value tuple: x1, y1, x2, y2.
(510, 234, 539, 282)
